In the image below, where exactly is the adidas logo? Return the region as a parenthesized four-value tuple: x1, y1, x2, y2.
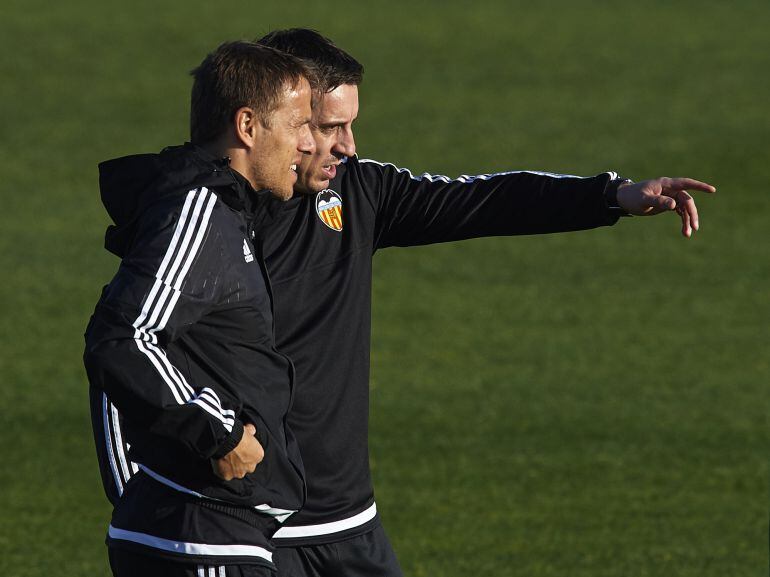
(243, 239, 254, 263)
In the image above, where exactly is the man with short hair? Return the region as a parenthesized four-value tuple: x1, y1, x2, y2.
(256, 29, 715, 577)
(85, 40, 316, 576)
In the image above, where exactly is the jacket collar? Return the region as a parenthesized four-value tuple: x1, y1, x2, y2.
(182, 143, 284, 227)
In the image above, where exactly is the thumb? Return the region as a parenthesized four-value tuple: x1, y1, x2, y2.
(244, 423, 257, 436)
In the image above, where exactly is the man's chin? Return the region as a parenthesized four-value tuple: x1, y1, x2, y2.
(271, 188, 293, 201)
(293, 177, 329, 196)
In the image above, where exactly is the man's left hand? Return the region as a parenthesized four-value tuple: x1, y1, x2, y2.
(617, 177, 716, 237)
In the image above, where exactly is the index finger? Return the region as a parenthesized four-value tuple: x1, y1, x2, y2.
(665, 177, 716, 193)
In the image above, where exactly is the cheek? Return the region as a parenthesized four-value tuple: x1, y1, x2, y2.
(299, 155, 313, 170)
(314, 136, 335, 158)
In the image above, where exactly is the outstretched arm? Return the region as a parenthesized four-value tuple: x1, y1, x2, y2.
(362, 160, 625, 249)
(616, 177, 716, 237)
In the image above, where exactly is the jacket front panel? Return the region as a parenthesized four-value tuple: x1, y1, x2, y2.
(263, 173, 377, 539)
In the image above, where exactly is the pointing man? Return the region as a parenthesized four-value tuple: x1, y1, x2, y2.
(257, 28, 714, 577)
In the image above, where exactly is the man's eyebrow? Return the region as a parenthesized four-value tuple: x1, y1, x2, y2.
(317, 118, 350, 128)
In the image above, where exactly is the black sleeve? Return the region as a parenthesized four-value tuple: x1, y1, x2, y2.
(84, 188, 243, 461)
(359, 159, 622, 249)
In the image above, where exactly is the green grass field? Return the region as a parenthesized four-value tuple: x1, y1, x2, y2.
(1, 1, 768, 575)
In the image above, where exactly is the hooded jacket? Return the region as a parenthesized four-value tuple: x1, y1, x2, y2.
(84, 144, 305, 519)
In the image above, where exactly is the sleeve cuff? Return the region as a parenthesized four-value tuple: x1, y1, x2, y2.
(211, 419, 244, 460)
(604, 177, 633, 217)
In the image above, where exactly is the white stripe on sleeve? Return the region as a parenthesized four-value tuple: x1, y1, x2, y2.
(130, 188, 236, 431)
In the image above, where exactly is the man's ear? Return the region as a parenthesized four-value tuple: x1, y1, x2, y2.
(234, 107, 258, 149)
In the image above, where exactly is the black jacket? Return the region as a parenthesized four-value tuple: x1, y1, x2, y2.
(88, 151, 624, 550)
(264, 156, 624, 545)
(84, 144, 305, 563)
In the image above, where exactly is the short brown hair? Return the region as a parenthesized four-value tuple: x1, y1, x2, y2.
(190, 40, 313, 144)
(257, 29, 363, 94)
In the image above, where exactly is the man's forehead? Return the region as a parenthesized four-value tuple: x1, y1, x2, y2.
(314, 83, 359, 121)
(282, 77, 311, 101)
(276, 78, 312, 114)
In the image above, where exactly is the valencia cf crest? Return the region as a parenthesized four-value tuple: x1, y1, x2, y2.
(315, 189, 343, 232)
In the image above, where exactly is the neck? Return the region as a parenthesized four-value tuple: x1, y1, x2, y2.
(200, 138, 257, 191)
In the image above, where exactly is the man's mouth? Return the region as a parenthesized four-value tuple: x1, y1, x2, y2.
(321, 163, 337, 180)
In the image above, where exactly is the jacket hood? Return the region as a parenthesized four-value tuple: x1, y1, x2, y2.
(98, 143, 277, 257)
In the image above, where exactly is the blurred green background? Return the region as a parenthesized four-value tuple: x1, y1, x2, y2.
(1, 1, 767, 575)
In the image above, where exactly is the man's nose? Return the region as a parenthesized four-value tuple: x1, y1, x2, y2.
(333, 127, 356, 158)
(299, 125, 315, 154)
